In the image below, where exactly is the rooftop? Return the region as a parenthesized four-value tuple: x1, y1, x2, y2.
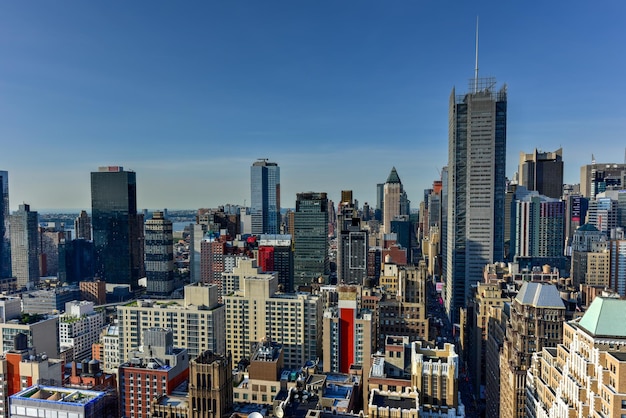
(515, 282, 565, 309)
(371, 391, 416, 410)
(385, 167, 402, 184)
(577, 297, 626, 338)
(12, 385, 105, 406)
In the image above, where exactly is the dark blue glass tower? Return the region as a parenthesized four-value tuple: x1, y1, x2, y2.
(251, 159, 281, 235)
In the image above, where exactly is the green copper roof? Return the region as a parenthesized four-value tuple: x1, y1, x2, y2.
(386, 167, 402, 184)
(578, 297, 626, 337)
(577, 223, 600, 232)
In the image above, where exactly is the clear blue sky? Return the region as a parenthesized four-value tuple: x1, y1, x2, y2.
(2, 1, 625, 211)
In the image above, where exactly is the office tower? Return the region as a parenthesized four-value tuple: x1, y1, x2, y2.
(586, 192, 619, 234)
(59, 301, 105, 363)
(293, 192, 329, 288)
(250, 159, 280, 235)
(518, 148, 564, 199)
(337, 197, 368, 285)
(382, 167, 408, 234)
(58, 239, 95, 284)
(570, 224, 606, 287)
(223, 273, 322, 369)
(609, 239, 626, 296)
(564, 194, 588, 252)
(526, 297, 626, 417)
(258, 234, 294, 292)
(119, 328, 189, 418)
(0, 171, 9, 279)
(322, 285, 373, 374)
(188, 351, 233, 418)
(445, 78, 507, 323)
(145, 210, 175, 296)
(511, 191, 565, 259)
(580, 161, 626, 198)
(500, 282, 565, 418)
(117, 284, 225, 361)
(39, 223, 66, 277)
(74, 210, 91, 240)
(375, 183, 384, 222)
(9, 204, 39, 289)
(91, 166, 143, 289)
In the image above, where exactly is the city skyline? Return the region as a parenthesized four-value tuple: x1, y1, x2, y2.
(2, 2, 626, 211)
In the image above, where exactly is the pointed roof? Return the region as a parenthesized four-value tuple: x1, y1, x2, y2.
(515, 282, 564, 309)
(578, 297, 626, 337)
(386, 167, 402, 184)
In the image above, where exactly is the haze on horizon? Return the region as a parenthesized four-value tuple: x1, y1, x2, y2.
(2, 1, 625, 212)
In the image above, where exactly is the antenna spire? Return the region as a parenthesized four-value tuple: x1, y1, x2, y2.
(474, 16, 479, 93)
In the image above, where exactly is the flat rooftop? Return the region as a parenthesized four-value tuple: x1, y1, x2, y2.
(371, 392, 416, 410)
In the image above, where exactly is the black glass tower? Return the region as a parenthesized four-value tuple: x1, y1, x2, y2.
(0, 171, 10, 279)
(91, 166, 142, 289)
(293, 192, 329, 288)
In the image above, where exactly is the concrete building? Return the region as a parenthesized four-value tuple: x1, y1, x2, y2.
(145, 210, 176, 296)
(526, 296, 626, 417)
(0, 315, 60, 359)
(21, 286, 81, 315)
(336, 209, 368, 285)
(382, 167, 409, 235)
(9, 386, 108, 418)
(117, 283, 225, 361)
(587, 194, 620, 235)
(119, 328, 189, 418)
(445, 78, 507, 323)
(499, 282, 565, 418)
(38, 223, 67, 277)
(9, 204, 39, 289)
(233, 341, 285, 406)
(74, 210, 92, 241)
(59, 301, 105, 363)
(94, 323, 120, 373)
(224, 273, 322, 369)
(580, 161, 625, 199)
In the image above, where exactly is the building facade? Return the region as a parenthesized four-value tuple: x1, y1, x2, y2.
(258, 234, 294, 292)
(9, 204, 39, 289)
(518, 148, 563, 199)
(293, 192, 329, 288)
(91, 166, 143, 289)
(59, 301, 105, 363)
(445, 79, 507, 323)
(251, 159, 281, 235)
(188, 351, 233, 418)
(145, 210, 175, 296)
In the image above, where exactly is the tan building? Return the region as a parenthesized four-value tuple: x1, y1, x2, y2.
(500, 282, 565, 418)
(586, 245, 610, 287)
(189, 350, 233, 418)
(117, 283, 225, 361)
(233, 341, 286, 405)
(526, 296, 626, 417)
(224, 273, 322, 369)
(485, 302, 509, 418)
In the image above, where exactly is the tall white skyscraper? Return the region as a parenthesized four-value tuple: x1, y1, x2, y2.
(250, 159, 280, 235)
(444, 78, 507, 322)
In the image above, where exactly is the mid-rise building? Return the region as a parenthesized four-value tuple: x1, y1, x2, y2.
(526, 296, 626, 417)
(224, 273, 322, 369)
(9, 204, 39, 289)
(9, 386, 108, 418)
(145, 210, 175, 296)
(189, 350, 233, 418)
(119, 328, 189, 418)
(21, 286, 81, 315)
(500, 282, 565, 418)
(91, 166, 143, 289)
(445, 78, 507, 323)
(0, 315, 60, 359)
(59, 301, 105, 363)
(251, 159, 281, 235)
(117, 283, 225, 361)
(293, 192, 329, 288)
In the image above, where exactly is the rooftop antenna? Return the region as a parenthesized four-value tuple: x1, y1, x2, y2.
(474, 16, 479, 93)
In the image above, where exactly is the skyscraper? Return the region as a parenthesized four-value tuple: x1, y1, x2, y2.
(10, 204, 40, 289)
(91, 166, 142, 289)
(518, 148, 564, 199)
(293, 192, 329, 288)
(445, 78, 507, 322)
(145, 210, 175, 296)
(74, 210, 92, 240)
(250, 159, 280, 235)
(382, 167, 409, 234)
(0, 171, 9, 279)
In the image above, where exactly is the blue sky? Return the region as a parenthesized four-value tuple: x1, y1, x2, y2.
(1, 1, 625, 211)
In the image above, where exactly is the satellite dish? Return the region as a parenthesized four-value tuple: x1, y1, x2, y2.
(274, 405, 284, 418)
(248, 413, 264, 418)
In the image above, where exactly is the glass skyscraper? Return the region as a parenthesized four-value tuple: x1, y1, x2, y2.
(250, 159, 280, 235)
(0, 171, 9, 279)
(91, 166, 143, 290)
(10, 204, 39, 289)
(293, 192, 329, 288)
(444, 78, 507, 323)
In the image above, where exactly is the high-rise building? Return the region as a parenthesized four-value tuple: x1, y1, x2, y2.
(74, 210, 92, 240)
(382, 167, 408, 235)
(609, 239, 626, 296)
(518, 148, 564, 199)
(145, 210, 175, 296)
(258, 234, 294, 292)
(445, 78, 507, 322)
(91, 166, 143, 289)
(337, 199, 368, 285)
(586, 192, 620, 234)
(251, 159, 281, 235)
(580, 161, 626, 199)
(293, 192, 329, 288)
(38, 223, 67, 277)
(223, 273, 322, 369)
(58, 239, 95, 284)
(59, 301, 105, 363)
(0, 171, 9, 280)
(9, 204, 39, 289)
